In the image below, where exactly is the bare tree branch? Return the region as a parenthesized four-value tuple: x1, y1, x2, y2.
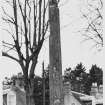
(2, 0, 49, 104)
(81, 0, 103, 49)
(2, 52, 19, 62)
(38, 0, 42, 43)
(2, 6, 14, 22)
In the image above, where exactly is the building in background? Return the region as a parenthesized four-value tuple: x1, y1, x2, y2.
(3, 76, 103, 105)
(64, 82, 103, 105)
(3, 74, 26, 105)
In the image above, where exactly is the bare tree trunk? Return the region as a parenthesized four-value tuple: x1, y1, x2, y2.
(26, 86, 31, 105)
(24, 77, 35, 105)
(29, 79, 35, 105)
(42, 62, 45, 105)
(25, 87, 34, 105)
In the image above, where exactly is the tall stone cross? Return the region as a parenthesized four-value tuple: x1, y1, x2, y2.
(49, 0, 64, 105)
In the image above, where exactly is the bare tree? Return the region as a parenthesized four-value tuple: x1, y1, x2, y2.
(2, 0, 49, 105)
(81, 0, 103, 50)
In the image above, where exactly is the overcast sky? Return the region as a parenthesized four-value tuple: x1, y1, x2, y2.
(0, 0, 104, 80)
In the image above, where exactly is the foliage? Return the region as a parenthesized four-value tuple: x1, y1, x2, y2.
(64, 63, 87, 93)
(83, 74, 92, 95)
(64, 62, 103, 95)
(73, 62, 86, 77)
(89, 64, 103, 87)
(3, 77, 12, 85)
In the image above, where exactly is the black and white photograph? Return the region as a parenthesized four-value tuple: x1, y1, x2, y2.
(0, 0, 104, 105)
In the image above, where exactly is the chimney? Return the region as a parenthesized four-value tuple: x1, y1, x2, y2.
(64, 82, 71, 95)
(90, 83, 98, 98)
(15, 73, 24, 92)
